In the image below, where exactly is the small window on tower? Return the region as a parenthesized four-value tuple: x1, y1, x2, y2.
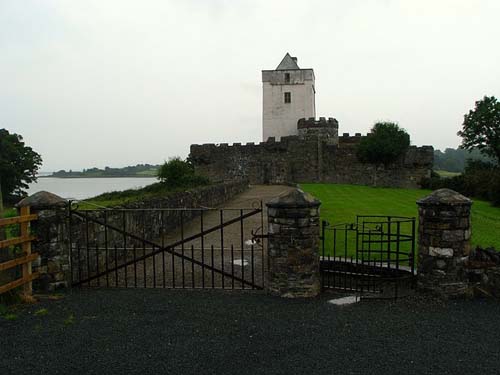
(284, 92, 291, 103)
(285, 73, 290, 83)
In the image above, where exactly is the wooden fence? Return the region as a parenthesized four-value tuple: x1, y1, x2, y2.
(0, 206, 39, 295)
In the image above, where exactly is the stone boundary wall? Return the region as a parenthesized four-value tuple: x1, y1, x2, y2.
(463, 247, 500, 298)
(190, 133, 433, 188)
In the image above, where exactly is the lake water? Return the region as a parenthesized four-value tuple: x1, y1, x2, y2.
(27, 177, 157, 200)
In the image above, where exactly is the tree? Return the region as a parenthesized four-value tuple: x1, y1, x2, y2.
(157, 157, 193, 187)
(0, 129, 42, 208)
(157, 157, 210, 188)
(157, 157, 193, 186)
(357, 122, 410, 165)
(458, 96, 500, 165)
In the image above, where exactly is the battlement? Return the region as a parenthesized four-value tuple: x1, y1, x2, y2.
(297, 117, 339, 129)
(297, 117, 339, 143)
(191, 135, 308, 153)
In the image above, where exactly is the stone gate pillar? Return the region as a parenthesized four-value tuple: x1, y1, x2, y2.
(266, 189, 321, 297)
(16, 191, 70, 292)
(417, 188, 472, 297)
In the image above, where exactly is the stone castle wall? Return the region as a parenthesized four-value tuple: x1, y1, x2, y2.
(297, 117, 339, 143)
(190, 120, 434, 188)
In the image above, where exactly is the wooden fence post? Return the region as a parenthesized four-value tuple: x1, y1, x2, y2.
(20, 206, 33, 295)
(0, 206, 39, 296)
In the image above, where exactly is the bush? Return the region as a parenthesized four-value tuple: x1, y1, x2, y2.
(157, 157, 209, 188)
(83, 160, 210, 208)
(357, 122, 410, 165)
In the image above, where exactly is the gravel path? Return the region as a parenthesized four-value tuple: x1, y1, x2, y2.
(2, 289, 500, 375)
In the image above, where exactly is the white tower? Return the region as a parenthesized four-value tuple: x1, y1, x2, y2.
(262, 53, 316, 141)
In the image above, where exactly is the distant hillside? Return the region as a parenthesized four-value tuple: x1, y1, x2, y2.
(434, 148, 494, 173)
(47, 164, 160, 178)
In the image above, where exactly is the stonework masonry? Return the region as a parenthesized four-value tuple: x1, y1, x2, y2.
(417, 189, 472, 297)
(190, 118, 434, 189)
(16, 191, 70, 292)
(266, 189, 321, 297)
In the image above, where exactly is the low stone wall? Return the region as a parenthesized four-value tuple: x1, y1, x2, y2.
(463, 247, 500, 298)
(75, 179, 249, 246)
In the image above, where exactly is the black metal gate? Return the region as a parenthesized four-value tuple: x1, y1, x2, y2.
(68, 202, 265, 290)
(320, 215, 416, 299)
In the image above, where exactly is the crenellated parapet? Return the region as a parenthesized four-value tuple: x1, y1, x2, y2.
(338, 132, 367, 144)
(297, 117, 338, 129)
(189, 118, 434, 188)
(297, 117, 339, 143)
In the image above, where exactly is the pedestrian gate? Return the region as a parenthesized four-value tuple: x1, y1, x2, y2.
(320, 215, 416, 298)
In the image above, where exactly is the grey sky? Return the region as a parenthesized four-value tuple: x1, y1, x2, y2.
(1, 0, 499, 171)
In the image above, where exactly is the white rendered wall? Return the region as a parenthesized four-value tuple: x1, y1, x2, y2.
(262, 69, 315, 141)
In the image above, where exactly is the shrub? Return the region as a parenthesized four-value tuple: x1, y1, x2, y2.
(357, 122, 410, 165)
(157, 157, 209, 188)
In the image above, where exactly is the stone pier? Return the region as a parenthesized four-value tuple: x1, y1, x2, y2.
(266, 189, 321, 297)
(16, 191, 70, 292)
(417, 188, 472, 297)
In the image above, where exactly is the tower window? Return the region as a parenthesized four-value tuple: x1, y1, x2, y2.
(284, 92, 291, 103)
(284, 73, 290, 83)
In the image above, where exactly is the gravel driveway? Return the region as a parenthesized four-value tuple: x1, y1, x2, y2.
(1, 289, 500, 375)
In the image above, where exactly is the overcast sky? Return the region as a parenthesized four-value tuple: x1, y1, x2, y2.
(1, 0, 499, 171)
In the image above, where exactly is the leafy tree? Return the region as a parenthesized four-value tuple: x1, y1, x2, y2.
(357, 122, 410, 165)
(0, 129, 42, 209)
(458, 96, 500, 165)
(157, 157, 209, 188)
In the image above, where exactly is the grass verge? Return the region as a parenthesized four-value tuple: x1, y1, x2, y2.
(77, 181, 210, 209)
(301, 183, 500, 249)
(435, 170, 461, 178)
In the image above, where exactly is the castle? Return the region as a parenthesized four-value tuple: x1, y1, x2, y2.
(263, 53, 316, 141)
(190, 54, 433, 188)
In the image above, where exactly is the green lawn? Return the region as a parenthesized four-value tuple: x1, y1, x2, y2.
(301, 183, 500, 250)
(435, 170, 461, 178)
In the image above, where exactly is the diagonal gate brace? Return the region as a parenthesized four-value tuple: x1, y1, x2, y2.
(70, 209, 263, 289)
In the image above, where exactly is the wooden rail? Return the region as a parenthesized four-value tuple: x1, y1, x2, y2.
(0, 206, 39, 295)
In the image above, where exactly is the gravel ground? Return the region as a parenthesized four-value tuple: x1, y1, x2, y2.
(1, 289, 500, 375)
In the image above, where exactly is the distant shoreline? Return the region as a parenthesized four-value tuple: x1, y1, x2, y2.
(38, 164, 160, 179)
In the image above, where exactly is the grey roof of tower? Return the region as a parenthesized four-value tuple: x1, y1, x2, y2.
(276, 53, 300, 70)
